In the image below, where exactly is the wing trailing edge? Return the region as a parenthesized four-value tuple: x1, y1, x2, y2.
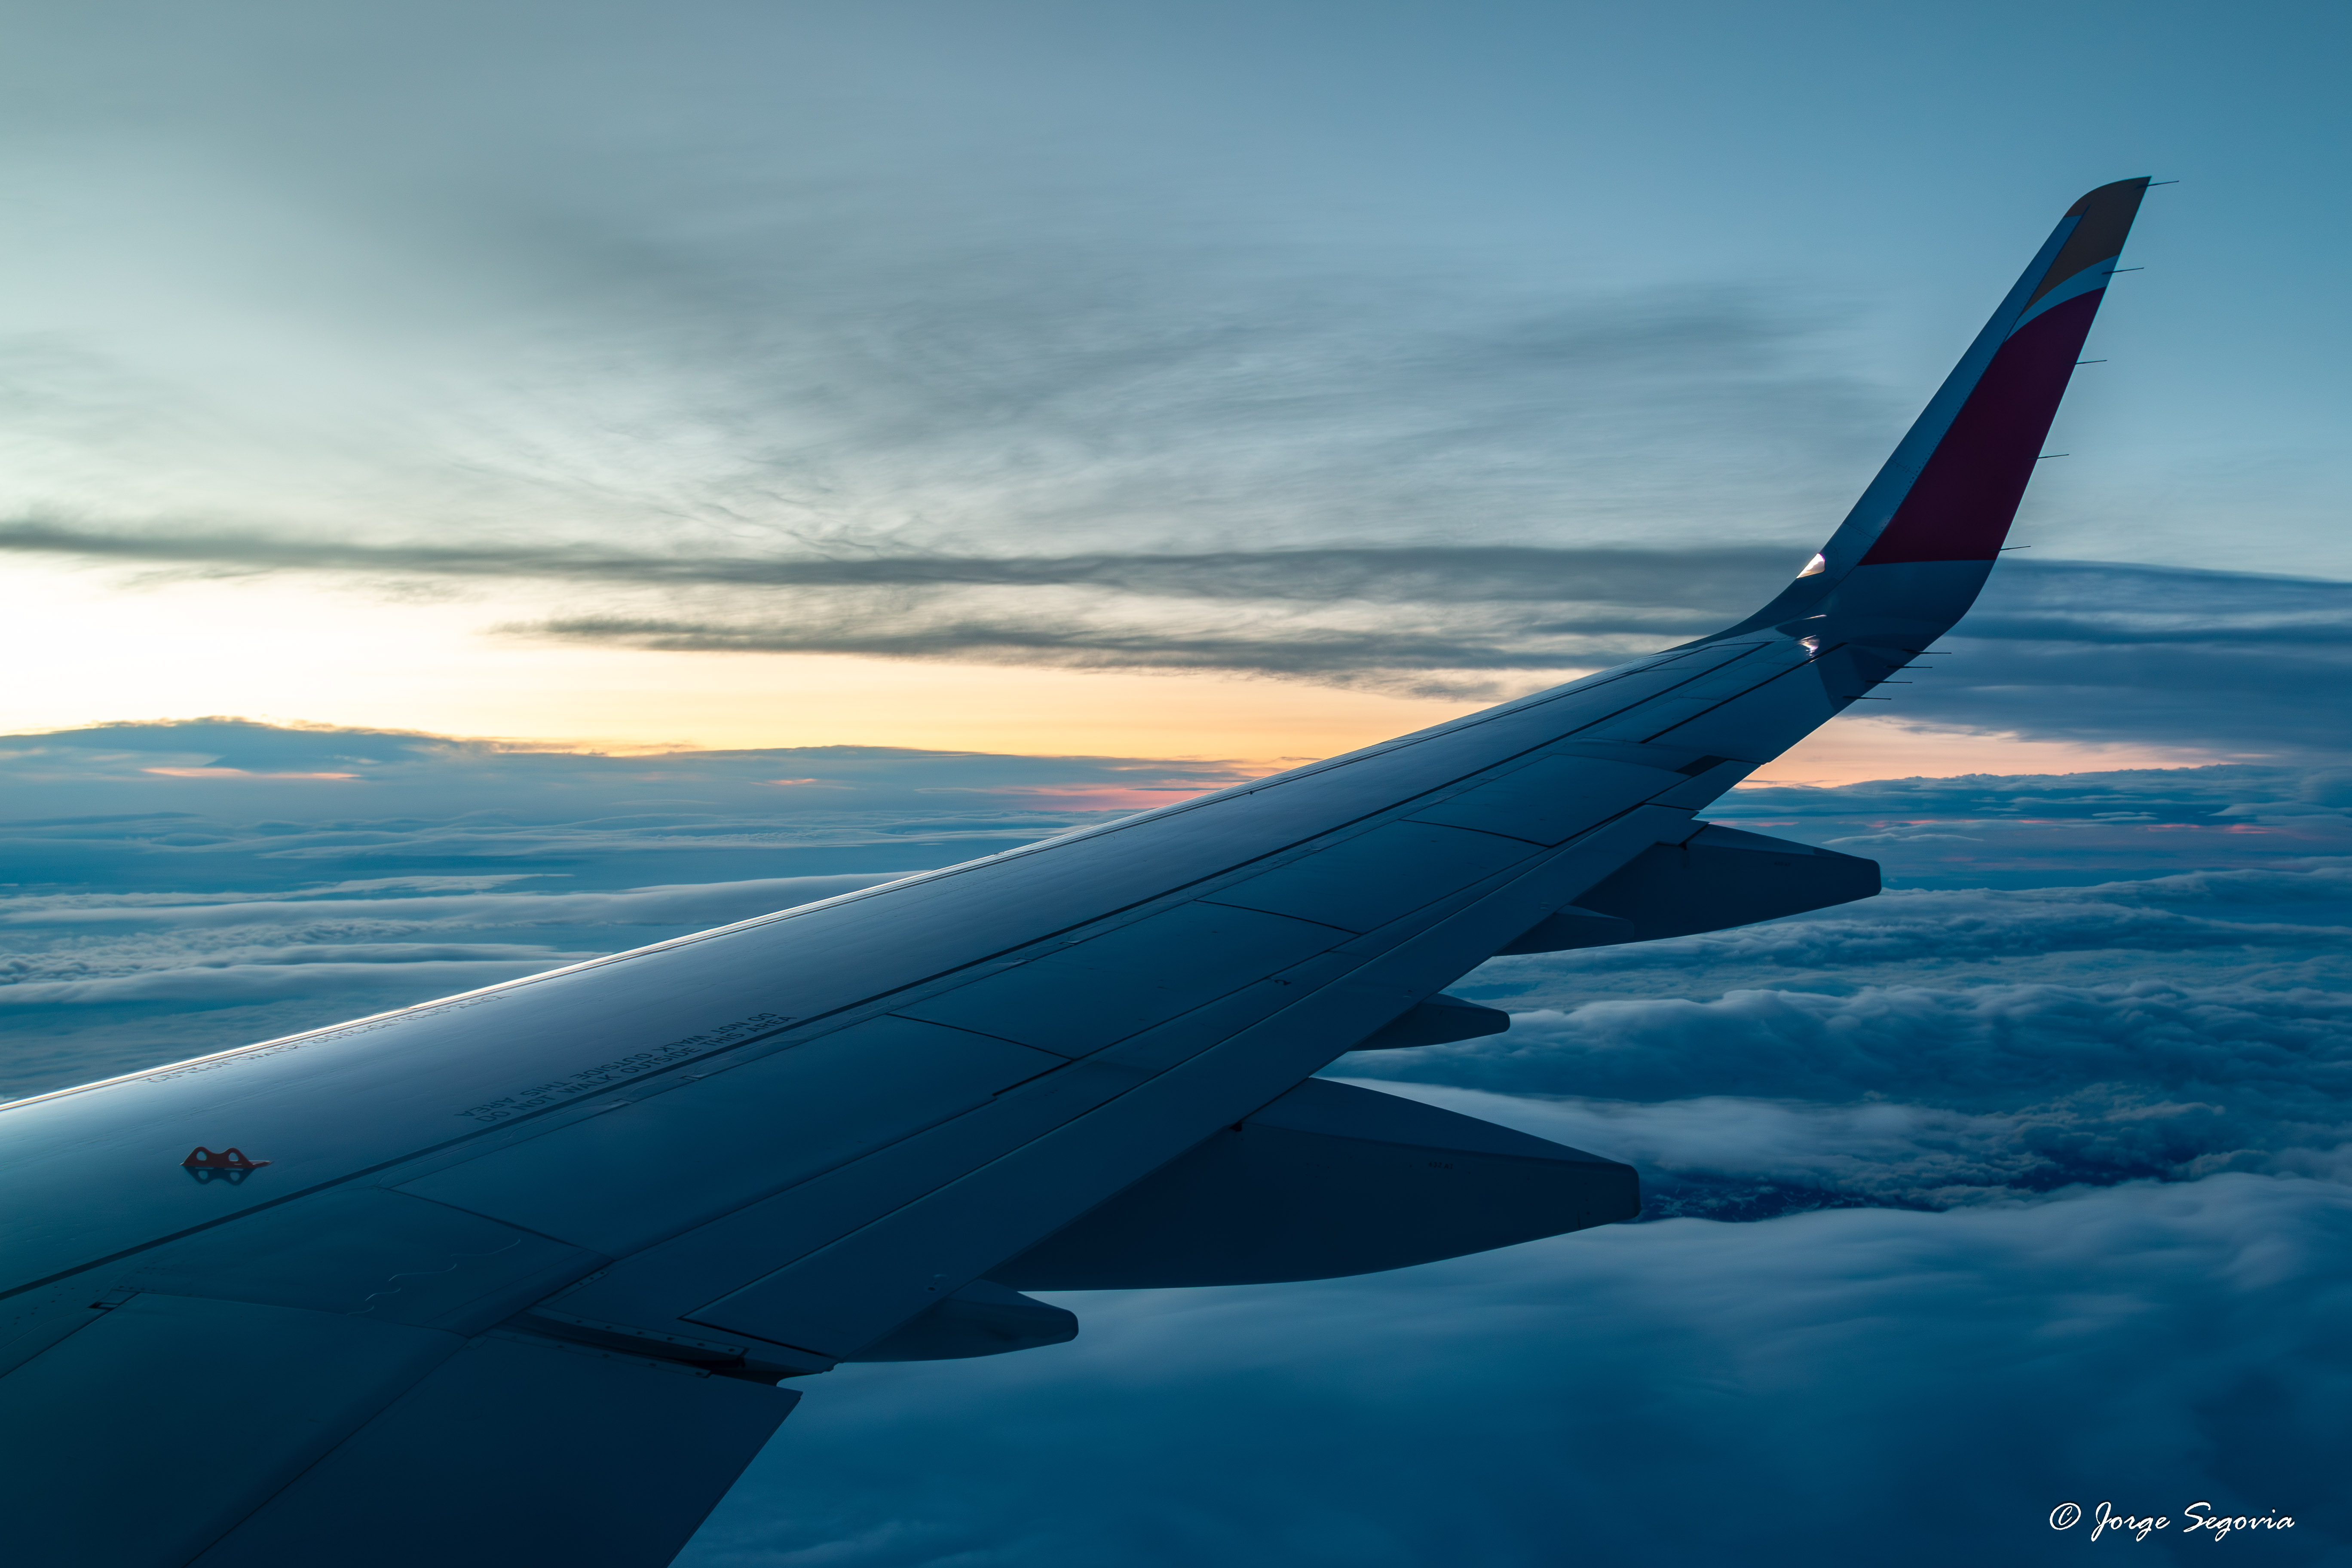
(0, 1294, 796, 1568)
(845, 1279, 1078, 1361)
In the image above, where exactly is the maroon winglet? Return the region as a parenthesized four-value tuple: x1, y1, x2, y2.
(1856, 178, 2152, 567)
(1691, 178, 2156, 646)
(182, 1146, 272, 1170)
(1853, 288, 2109, 566)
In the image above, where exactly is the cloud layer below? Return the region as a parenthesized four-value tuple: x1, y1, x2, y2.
(8, 724, 2351, 1564)
(687, 1174, 2352, 1567)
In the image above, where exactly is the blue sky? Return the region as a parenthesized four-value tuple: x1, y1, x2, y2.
(1, 0, 2347, 761)
(6, 3, 2352, 1563)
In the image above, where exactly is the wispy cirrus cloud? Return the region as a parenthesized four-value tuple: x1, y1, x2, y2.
(0, 525, 1793, 606)
(0, 526, 1795, 691)
(21, 511, 2352, 737)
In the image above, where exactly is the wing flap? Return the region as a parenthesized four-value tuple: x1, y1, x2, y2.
(115, 1187, 601, 1330)
(188, 1332, 796, 1568)
(1351, 992, 1511, 1049)
(0, 1294, 460, 1568)
(0, 647, 1746, 1298)
(394, 1017, 1064, 1258)
(991, 1078, 1637, 1289)
(843, 1279, 1077, 1362)
(1580, 823, 1880, 940)
(1497, 904, 1635, 955)
(672, 815, 1675, 1358)
(528, 808, 1685, 1362)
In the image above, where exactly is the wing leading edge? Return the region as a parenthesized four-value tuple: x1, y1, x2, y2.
(0, 180, 2151, 1568)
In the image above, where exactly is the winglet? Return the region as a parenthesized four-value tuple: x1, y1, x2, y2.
(1711, 178, 2151, 643)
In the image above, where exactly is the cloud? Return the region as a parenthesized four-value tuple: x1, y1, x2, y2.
(1519, 886, 2352, 973)
(524, 606, 1658, 686)
(1454, 858, 2352, 1013)
(1336, 864, 2352, 1216)
(0, 525, 1795, 610)
(0, 57, 1941, 700)
(2068, 864, 2352, 906)
(0, 874, 903, 931)
(21, 494, 2352, 727)
(1724, 763, 2352, 888)
(1346, 979, 2352, 1205)
(0, 720, 1244, 1096)
(0, 520, 1807, 687)
(0, 959, 570, 1008)
(6, 739, 2352, 1566)
(1344, 1078, 2249, 1213)
(680, 1175, 2352, 1568)
(15, 732, 2352, 1101)
(1867, 561, 2352, 758)
(6, 85, 2346, 710)
(0, 4, 1943, 717)
(0, 194, 1871, 581)
(0, 13, 2344, 1559)
(0, 721, 1244, 901)
(1961, 560, 2352, 647)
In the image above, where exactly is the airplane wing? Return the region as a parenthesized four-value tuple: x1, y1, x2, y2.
(0, 178, 2151, 1568)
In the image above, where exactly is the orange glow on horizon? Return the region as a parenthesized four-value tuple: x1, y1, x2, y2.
(4, 562, 2230, 790)
(1744, 715, 2227, 788)
(140, 766, 364, 780)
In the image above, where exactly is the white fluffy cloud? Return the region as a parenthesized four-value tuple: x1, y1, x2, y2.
(9, 729, 2352, 1565)
(684, 1175, 2352, 1567)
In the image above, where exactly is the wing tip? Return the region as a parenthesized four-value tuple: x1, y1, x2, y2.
(2033, 177, 2153, 309)
(2065, 176, 2153, 218)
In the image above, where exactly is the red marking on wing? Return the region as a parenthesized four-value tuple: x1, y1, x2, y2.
(1859, 288, 2106, 566)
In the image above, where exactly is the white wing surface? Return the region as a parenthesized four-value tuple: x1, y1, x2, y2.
(0, 179, 2151, 1568)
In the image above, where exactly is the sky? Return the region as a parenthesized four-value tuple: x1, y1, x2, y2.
(2, 0, 2348, 769)
(6, 2, 2352, 1564)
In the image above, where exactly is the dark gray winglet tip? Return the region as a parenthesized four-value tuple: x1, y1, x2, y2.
(2065, 176, 2153, 218)
(2028, 178, 2152, 306)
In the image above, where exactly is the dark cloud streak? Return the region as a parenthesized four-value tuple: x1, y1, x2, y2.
(31, 508, 2352, 740)
(0, 522, 1791, 610)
